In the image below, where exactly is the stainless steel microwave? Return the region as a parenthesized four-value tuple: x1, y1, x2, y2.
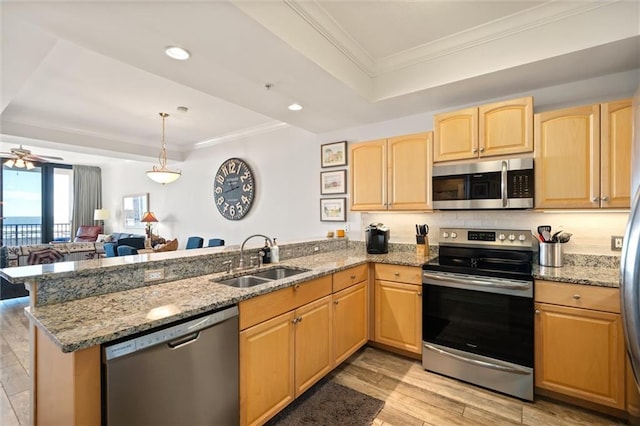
(432, 158, 534, 209)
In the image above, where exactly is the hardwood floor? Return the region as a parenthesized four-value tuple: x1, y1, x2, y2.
(0, 295, 627, 425)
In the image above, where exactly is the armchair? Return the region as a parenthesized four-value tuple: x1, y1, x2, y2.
(186, 237, 204, 250)
(73, 226, 101, 242)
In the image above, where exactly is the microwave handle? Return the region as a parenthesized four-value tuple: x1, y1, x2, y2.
(501, 161, 508, 207)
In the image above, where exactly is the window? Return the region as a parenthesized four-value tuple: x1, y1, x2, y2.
(1, 162, 73, 246)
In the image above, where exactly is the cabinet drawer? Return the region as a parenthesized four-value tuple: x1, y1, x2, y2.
(375, 264, 422, 285)
(535, 280, 620, 313)
(239, 275, 332, 330)
(333, 264, 368, 292)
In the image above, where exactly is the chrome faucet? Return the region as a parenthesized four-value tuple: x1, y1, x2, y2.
(239, 234, 273, 270)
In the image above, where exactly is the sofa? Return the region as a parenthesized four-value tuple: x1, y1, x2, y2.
(0, 241, 106, 300)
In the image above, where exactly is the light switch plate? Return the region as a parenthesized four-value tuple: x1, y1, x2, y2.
(611, 236, 624, 251)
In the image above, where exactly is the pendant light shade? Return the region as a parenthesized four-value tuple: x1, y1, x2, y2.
(147, 112, 181, 184)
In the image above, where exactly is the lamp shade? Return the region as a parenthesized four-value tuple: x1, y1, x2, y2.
(94, 209, 110, 221)
(141, 211, 159, 223)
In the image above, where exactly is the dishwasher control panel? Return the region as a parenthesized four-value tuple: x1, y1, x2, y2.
(104, 305, 238, 360)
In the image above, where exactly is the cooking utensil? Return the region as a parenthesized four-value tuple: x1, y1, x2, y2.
(558, 232, 572, 243)
(551, 229, 563, 243)
(537, 225, 552, 242)
(422, 224, 429, 235)
(531, 230, 544, 242)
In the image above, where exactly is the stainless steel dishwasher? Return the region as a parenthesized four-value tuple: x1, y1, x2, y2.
(102, 305, 239, 425)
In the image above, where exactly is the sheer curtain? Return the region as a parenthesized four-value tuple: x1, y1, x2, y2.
(71, 165, 102, 237)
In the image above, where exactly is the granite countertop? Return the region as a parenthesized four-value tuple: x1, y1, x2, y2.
(533, 264, 620, 288)
(26, 246, 620, 354)
(27, 249, 428, 353)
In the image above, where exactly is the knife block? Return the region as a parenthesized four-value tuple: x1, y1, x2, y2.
(416, 236, 429, 258)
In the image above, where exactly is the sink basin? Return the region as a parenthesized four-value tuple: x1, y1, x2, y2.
(251, 267, 308, 280)
(217, 275, 271, 288)
(215, 267, 309, 288)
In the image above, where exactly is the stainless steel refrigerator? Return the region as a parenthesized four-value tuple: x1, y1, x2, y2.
(621, 90, 640, 399)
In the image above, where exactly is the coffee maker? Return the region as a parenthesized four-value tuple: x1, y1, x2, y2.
(365, 223, 390, 254)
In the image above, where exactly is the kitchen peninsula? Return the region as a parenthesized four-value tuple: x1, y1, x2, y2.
(0, 236, 629, 425)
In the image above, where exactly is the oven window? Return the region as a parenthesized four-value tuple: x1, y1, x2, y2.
(433, 176, 466, 201)
(423, 284, 533, 367)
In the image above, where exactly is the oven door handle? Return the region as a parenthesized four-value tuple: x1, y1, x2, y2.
(423, 344, 531, 376)
(501, 160, 508, 208)
(423, 272, 531, 290)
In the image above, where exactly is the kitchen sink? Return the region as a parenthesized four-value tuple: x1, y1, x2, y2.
(251, 267, 307, 280)
(215, 266, 309, 288)
(217, 275, 271, 288)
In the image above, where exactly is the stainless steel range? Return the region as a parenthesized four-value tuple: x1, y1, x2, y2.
(422, 228, 536, 401)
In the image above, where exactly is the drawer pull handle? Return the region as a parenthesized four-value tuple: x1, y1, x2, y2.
(573, 294, 581, 300)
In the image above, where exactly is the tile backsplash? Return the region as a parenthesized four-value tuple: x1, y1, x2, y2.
(352, 210, 629, 256)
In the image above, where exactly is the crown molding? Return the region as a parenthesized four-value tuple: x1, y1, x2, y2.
(192, 121, 290, 149)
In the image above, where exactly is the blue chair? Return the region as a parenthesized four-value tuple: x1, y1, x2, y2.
(104, 243, 118, 257)
(117, 245, 138, 256)
(186, 237, 204, 250)
(207, 238, 225, 247)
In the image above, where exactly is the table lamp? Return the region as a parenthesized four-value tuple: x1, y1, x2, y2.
(93, 209, 110, 232)
(141, 211, 159, 237)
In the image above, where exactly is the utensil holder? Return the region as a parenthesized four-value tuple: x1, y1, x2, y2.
(539, 242, 562, 267)
(416, 236, 429, 258)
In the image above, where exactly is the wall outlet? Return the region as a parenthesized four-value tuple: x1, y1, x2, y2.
(344, 224, 350, 232)
(144, 268, 165, 282)
(611, 236, 624, 251)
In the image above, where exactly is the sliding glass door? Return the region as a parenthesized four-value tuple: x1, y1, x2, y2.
(1, 162, 73, 246)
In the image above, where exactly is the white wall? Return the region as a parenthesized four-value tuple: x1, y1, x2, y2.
(101, 70, 639, 253)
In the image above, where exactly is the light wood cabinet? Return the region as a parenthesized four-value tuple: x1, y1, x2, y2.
(534, 99, 631, 209)
(350, 132, 432, 211)
(374, 264, 422, 354)
(333, 280, 367, 365)
(434, 96, 533, 162)
(535, 280, 625, 410)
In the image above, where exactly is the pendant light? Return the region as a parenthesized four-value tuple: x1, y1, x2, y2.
(146, 112, 181, 184)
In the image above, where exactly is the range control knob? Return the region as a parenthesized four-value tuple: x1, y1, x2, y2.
(518, 234, 526, 241)
(442, 232, 449, 239)
(450, 232, 457, 239)
(508, 234, 516, 242)
(498, 233, 506, 241)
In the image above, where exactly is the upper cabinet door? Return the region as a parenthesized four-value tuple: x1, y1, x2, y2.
(350, 139, 387, 211)
(433, 107, 478, 162)
(479, 96, 533, 158)
(534, 105, 601, 209)
(387, 132, 432, 211)
(600, 99, 632, 208)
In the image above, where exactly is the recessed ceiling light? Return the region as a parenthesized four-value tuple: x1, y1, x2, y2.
(288, 103, 303, 111)
(165, 46, 191, 60)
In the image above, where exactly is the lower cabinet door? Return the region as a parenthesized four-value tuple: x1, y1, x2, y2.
(240, 311, 295, 426)
(333, 281, 368, 365)
(294, 296, 333, 396)
(374, 280, 422, 354)
(535, 302, 625, 409)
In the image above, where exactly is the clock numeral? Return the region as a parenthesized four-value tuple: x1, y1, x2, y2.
(241, 171, 251, 182)
(228, 161, 237, 173)
(229, 205, 236, 217)
(217, 196, 224, 206)
(241, 195, 250, 205)
(214, 186, 222, 194)
(223, 203, 229, 213)
(236, 202, 243, 213)
(243, 183, 253, 192)
(216, 175, 224, 184)
(221, 165, 229, 177)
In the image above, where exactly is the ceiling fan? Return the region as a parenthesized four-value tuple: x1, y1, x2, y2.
(0, 145, 64, 169)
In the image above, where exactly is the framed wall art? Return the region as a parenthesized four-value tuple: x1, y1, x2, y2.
(123, 193, 149, 228)
(320, 198, 346, 222)
(321, 141, 347, 168)
(320, 170, 347, 195)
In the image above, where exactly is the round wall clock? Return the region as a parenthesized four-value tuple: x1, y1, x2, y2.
(213, 157, 255, 220)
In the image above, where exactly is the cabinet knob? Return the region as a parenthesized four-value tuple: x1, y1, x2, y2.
(601, 196, 609, 202)
(394, 272, 400, 276)
(535, 309, 540, 315)
(472, 148, 478, 154)
(297, 316, 303, 323)
(350, 275, 356, 279)
(573, 294, 581, 300)
(334, 300, 339, 305)
(292, 318, 298, 324)
(417, 292, 422, 297)
(479, 147, 485, 152)
(294, 284, 300, 290)
(592, 197, 600, 202)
